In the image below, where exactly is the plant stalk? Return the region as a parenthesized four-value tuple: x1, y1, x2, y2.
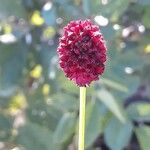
(78, 87, 86, 150)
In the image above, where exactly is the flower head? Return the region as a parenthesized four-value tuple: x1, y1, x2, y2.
(57, 20, 107, 86)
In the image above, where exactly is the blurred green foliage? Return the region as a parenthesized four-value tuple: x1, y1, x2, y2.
(0, 0, 150, 150)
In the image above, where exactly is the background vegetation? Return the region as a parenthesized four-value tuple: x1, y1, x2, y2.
(0, 0, 150, 150)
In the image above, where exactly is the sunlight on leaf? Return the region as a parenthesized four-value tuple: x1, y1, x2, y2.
(100, 78, 128, 92)
(54, 113, 76, 143)
(85, 100, 108, 148)
(104, 117, 133, 150)
(135, 126, 150, 150)
(137, 104, 150, 116)
(96, 89, 126, 123)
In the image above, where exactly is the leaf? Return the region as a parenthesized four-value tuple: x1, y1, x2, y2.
(0, 0, 27, 19)
(58, 71, 79, 94)
(104, 117, 133, 150)
(85, 100, 108, 148)
(135, 126, 150, 150)
(52, 93, 79, 111)
(63, 3, 83, 19)
(22, 0, 34, 10)
(0, 40, 28, 95)
(101, 25, 116, 42)
(137, 103, 150, 116)
(98, 0, 129, 20)
(0, 114, 12, 140)
(100, 78, 128, 93)
(96, 89, 126, 122)
(54, 113, 76, 143)
(26, 88, 62, 131)
(42, 6, 56, 26)
(17, 122, 61, 150)
(82, 0, 91, 16)
(37, 43, 57, 76)
(140, 63, 150, 83)
(138, 0, 150, 5)
(126, 102, 150, 127)
(142, 7, 150, 28)
(126, 104, 141, 120)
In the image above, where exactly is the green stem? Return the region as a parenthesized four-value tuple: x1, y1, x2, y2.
(78, 87, 86, 150)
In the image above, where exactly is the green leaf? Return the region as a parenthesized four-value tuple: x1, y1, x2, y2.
(126, 103, 150, 121)
(100, 78, 128, 93)
(126, 104, 141, 120)
(135, 126, 150, 150)
(37, 43, 57, 76)
(17, 122, 61, 150)
(82, 0, 91, 16)
(99, 0, 129, 20)
(85, 100, 108, 148)
(101, 25, 116, 42)
(52, 93, 78, 111)
(0, 40, 28, 94)
(140, 63, 150, 83)
(96, 89, 126, 122)
(26, 88, 62, 130)
(58, 72, 79, 94)
(56, 1, 83, 21)
(104, 117, 133, 150)
(142, 7, 150, 28)
(54, 113, 76, 143)
(42, 6, 56, 26)
(137, 103, 150, 117)
(138, 0, 150, 5)
(0, 0, 27, 19)
(0, 114, 12, 140)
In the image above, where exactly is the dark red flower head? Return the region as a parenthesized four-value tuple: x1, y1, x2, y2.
(57, 20, 107, 87)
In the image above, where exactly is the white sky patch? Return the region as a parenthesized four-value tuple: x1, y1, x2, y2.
(125, 67, 133, 74)
(43, 2, 52, 11)
(113, 24, 120, 30)
(101, 0, 108, 5)
(138, 25, 145, 33)
(0, 34, 17, 44)
(94, 15, 109, 26)
(122, 28, 130, 38)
